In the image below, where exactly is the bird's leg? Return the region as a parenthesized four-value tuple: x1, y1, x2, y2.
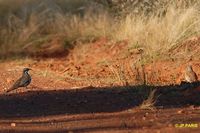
(26, 86, 31, 92)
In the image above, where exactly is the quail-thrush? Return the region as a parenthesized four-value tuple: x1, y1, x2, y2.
(184, 65, 198, 83)
(6, 68, 32, 93)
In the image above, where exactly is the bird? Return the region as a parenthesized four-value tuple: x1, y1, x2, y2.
(178, 65, 198, 97)
(6, 68, 32, 93)
(184, 65, 198, 83)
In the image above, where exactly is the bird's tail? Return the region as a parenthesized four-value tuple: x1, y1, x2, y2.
(6, 86, 16, 93)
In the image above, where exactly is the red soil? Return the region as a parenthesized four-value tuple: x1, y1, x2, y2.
(0, 38, 200, 132)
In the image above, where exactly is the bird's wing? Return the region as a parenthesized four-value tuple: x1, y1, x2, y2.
(7, 77, 23, 92)
(13, 78, 23, 88)
(19, 75, 31, 86)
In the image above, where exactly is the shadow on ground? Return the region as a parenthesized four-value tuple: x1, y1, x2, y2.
(0, 81, 200, 118)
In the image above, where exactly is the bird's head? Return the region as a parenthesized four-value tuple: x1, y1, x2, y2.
(186, 65, 193, 72)
(23, 68, 32, 73)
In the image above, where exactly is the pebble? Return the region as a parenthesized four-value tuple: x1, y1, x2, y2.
(11, 123, 16, 127)
(6, 78, 12, 83)
(177, 110, 184, 114)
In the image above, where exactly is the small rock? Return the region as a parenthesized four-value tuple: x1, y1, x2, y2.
(11, 123, 16, 127)
(6, 78, 12, 83)
(177, 110, 184, 114)
(189, 105, 195, 109)
(132, 116, 135, 119)
(150, 119, 154, 122)
(168, 124, 173, 127)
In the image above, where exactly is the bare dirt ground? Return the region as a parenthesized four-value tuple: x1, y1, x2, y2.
(0, 38, 200, 132)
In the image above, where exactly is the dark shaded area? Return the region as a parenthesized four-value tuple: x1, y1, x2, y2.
(0, 81, 200, 119)
(156, 81, 200, 106)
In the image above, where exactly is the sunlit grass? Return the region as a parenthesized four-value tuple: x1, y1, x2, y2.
(140, 89, 159, 110)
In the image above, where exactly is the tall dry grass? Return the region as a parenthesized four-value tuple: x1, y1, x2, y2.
(0, 0, 200, 59)
(0, 0, 110, 56)
(113, 6, 200, 58)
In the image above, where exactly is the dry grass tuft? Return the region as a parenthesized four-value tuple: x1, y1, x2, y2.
(140, 89, 159, 110)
